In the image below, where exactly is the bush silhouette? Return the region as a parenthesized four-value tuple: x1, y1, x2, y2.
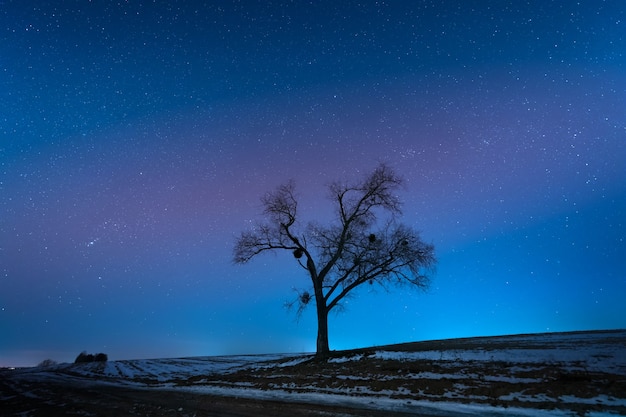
(75, 351, 108, 364)
(38, 359, 57, 368)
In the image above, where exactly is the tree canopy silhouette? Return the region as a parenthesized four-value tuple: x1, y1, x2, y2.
(234, 164, 436, 357)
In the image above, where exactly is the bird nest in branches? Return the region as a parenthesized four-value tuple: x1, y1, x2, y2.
(299, 291, 311, 305)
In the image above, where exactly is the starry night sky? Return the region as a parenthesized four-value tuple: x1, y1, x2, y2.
(1, 1, 625, 367)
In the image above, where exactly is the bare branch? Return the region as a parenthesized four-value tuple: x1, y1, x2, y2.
(262, 180, 298, 227)
(232, 164, 436, 357)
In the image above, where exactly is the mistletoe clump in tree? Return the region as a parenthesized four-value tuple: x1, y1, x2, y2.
(233, 164, 436, 358)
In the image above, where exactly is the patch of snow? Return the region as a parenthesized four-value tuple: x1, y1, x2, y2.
(367, 343, 624, 374)
(174, 384, 576, 416)
(60, 353, 305, 383)
(335, 374, 371, 380)
(558, 394, 626, 407)
(259, 355, 313, 368)
(499, 392, 556, 403)
(482, 375, 540, 383)
(328, 354, 364, 363)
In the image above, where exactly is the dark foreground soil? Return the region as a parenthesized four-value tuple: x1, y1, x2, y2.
(0, 377, 433, 417)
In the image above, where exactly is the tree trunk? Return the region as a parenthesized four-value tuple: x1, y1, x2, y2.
(315, 298, 330, 358)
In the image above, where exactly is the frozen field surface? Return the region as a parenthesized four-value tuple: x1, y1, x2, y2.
(2, 329, 625, 416)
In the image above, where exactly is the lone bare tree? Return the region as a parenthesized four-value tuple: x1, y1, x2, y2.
(233, 164, 436, 358)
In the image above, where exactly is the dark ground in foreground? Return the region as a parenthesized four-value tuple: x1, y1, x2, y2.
(0, 377, 443, 417)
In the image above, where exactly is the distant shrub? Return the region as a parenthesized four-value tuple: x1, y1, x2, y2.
(38, 359, 57, 368)
(75, 351, 94, 363)
(74, 351, 108, 364)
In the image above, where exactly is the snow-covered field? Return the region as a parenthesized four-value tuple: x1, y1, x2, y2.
(2, 330, 625, 416)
